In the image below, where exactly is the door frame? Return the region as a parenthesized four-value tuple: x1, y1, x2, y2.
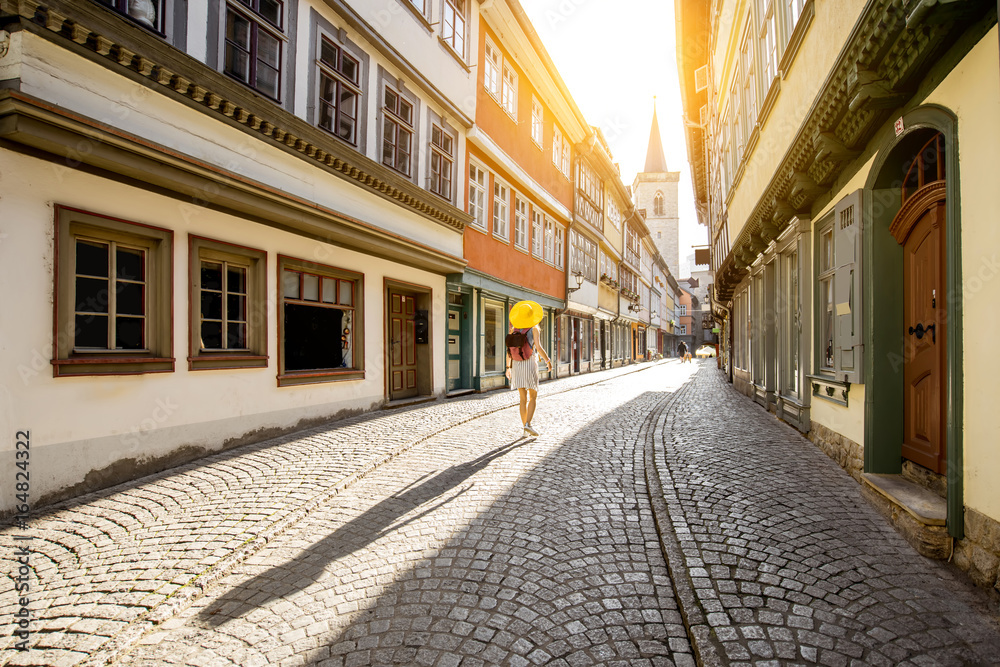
(864, 105, 964, 538)
(384, 279, 434, 401)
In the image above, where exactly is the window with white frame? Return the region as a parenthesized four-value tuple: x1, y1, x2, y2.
(382, 86, 414, 176)
(571, 232, 597, 282)
(677, 325, 687, 335)
(678, 304, 687, 316)
(493, 181, 509, 240)
(531, 209, 543, 258)
(317, 37, 361, 145)
(469, 164, 487, 230)
(484, 38, 501, 100)
(552, 125, 570, 177)
(730, 76, 743, 158)
(544, 217, 554, 264)
(785, 0, 805, 35)
(760, 0, 778, 88)
(741, 22, 757, 136)
(653, 192, 664, 215)
(224, 0, 284, 100)
(441, 0, 466, 57)
(429, 123, 454, 200)
(555, 225, 565, 269)
(54, 206, 173, 377)
(531, 97, 544, 146)
(607, 198, 621, 230)
(514, 196, 528, 250)
(501, 64, 517, 118)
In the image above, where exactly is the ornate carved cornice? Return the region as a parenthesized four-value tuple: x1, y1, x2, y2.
(0, 0, 472, 233)
(711, 0, 994, 303)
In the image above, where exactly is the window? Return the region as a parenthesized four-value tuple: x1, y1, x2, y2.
(730, 76, 743, 158)
(317, 38, 361, 144)
(555, 226, 565, 270)
(817, 220, 835, 370)
(678, 305, 687, 316)
(553, 126, 570, 177)
(484, 39, 501, 99)
(782, 246, 800, 398)
(514, 197, 528, 250)
(189, 236, 267, 370)
(493, 181, 509, 240)
(531, 209, 543, 258)
(786, 0, 805, 32)
(469, 164, 488, 230)
(653, 192, 664, 216)
(531, 98, 544, 145)
(382, 86, 414, 176)
(741, 22, 757, 135)
(760, 1, 778, 86)
(54, 206, 173, 377)
(484, 301, 504, 373)
(571, 231, 597, 282)
(429, 124, 454, 200)
(441, 0, 466, 57)
(607, 198, 621, 230)
(544, 217, 554, 264)
(279, 256, 363, 386)
(99, 0, 163, 32)
(501, 65, 517, 118)
(224, 0, 283, 100)
(677, 325, 687, 335)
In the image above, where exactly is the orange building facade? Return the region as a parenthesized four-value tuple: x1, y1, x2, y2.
(448, 2, 588, 394)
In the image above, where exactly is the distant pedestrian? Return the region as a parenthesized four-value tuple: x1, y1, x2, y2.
(678, 341, 687, 361)
(505, 300, 552, 437)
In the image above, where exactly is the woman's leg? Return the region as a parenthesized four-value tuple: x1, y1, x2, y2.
(525, 388, 538, 425)
(518, 388, 528, 425)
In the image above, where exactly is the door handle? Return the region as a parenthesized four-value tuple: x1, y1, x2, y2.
(908, 322, 936, 343)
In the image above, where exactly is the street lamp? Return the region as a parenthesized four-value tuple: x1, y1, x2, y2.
(567, 271, 584, 294)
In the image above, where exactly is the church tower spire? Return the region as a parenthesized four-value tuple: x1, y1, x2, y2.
(643, 97, 668, 174)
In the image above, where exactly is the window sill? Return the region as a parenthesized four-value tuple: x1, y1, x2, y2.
(53, 356, 175, 377)
(437, 37, 471, 72)
(278, 369, 365, 387)
(189, 354, 268, 371)
(808, 373, 850, 406)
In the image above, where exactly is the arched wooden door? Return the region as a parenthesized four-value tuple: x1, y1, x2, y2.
(891, 180, 947, 474)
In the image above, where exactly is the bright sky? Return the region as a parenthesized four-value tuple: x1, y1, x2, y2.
(520, 0, 707, 278)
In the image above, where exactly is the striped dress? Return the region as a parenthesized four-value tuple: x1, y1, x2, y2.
(510, 328, 539, 391)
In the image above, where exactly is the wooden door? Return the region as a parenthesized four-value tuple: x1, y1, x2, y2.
(389, 291, 418, 400)
(900, 200, 946, 473)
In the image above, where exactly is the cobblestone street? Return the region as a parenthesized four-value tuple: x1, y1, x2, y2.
(3, 361, 999, 666)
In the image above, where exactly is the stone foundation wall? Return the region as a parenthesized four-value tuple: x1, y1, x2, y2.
(954, 507, 1000, 602)
(807, 421, 864, 482)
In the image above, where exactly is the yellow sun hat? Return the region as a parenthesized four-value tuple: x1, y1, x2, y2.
(509, 300, 544, 329)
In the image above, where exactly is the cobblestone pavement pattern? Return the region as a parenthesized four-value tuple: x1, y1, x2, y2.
(3, 362, 999, 667)
(647, 366, 1000, 666)
(1, 362, 692, 666)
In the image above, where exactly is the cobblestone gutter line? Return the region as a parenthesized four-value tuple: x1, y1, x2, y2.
(642, 369, 725, 667)
(0, 361, 669, 667)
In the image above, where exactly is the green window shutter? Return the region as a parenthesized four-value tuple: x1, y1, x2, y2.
(833, 189, 864, 384)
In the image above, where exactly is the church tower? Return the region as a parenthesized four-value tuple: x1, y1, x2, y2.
(633, 100, 682, 278)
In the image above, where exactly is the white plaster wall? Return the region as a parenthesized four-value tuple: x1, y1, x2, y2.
(16, 32, 464, 261)
(924, 26, 1000, 522)
(0, 149, 451, 514)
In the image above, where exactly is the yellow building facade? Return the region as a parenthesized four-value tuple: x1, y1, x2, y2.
(677, 0, 1000, 593)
